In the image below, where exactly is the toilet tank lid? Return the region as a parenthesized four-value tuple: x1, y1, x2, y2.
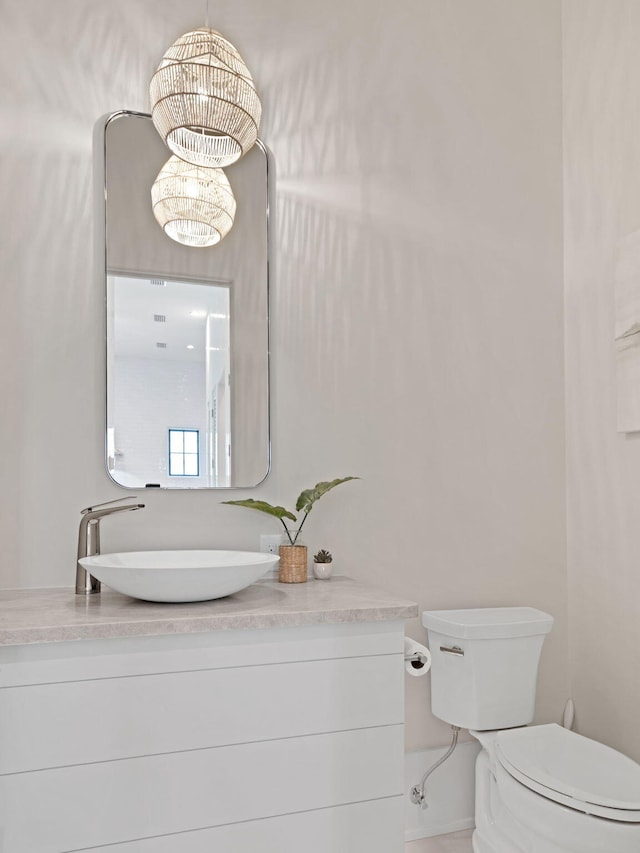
(422, 607, 553, 639)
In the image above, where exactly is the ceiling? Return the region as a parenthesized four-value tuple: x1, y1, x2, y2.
(109, 274, 230, 364)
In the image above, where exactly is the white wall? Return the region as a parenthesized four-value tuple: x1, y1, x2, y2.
(563, 0, 640, 761)
(0, 0, 567, 749)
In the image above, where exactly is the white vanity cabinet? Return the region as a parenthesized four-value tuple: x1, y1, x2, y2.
(0, 581, 415, 853)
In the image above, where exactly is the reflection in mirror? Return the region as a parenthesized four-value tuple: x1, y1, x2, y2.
(107, 275, 233, 486)
(101, 111, 270, 488)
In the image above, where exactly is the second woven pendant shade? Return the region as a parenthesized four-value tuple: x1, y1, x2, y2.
(151, 155, 237, 248)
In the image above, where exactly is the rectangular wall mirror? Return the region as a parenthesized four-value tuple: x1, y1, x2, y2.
(99, 111, 271, 488)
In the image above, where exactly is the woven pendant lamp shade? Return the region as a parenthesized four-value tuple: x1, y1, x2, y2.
(150, 28, 261, 169)
(151, 155, 236, 248)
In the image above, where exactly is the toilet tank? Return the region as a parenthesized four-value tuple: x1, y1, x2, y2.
(422, 607, 553, 731)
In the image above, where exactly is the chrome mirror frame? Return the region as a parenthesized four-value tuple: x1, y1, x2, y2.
(94, 110, 273, 489)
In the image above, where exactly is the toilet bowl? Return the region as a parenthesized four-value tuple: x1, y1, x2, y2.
(422, 607, 640, 853)
(472, 725, 640, 853)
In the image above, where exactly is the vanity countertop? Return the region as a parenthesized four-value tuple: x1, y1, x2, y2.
(0, 577, 418, 645)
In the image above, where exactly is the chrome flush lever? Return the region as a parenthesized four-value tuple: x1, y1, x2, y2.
(439, 645, 465, 656)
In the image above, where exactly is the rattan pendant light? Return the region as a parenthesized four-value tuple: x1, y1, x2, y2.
(150, 27, 261, 169)
(151, 155, 236, 248)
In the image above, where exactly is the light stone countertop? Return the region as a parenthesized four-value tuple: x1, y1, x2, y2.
(0, 577, 418, 645)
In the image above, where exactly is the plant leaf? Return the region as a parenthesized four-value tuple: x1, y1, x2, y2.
(221, 499, 297, 523)
(295, 476, 359, 514)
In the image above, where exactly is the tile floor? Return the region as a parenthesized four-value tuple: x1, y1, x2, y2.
(405, 828, 473, 852)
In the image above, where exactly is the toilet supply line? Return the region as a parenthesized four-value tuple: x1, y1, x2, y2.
(410, 724, 461, 809)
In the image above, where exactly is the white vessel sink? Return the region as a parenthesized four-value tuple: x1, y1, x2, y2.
(78, 550, 279, 603)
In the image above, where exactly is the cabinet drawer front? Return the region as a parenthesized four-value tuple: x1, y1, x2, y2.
(0, 654, 403, 773)
(84, 797, 405, 853)
(0, 726, 404, 853)
(0, 621, 405, 686)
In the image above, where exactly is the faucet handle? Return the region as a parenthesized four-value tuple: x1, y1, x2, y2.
(80, 496, 139, 515)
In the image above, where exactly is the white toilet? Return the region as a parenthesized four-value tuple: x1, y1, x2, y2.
(422, 607, 640, 853)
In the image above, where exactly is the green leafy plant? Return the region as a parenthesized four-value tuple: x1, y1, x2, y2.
(313, 549, 333, 563)
(222, 477, 358, 545)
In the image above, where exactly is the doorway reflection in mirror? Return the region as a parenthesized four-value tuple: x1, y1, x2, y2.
(107, 274, 233, 488)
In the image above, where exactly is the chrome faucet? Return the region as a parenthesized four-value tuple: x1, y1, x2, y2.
(76, 497, 145, 594)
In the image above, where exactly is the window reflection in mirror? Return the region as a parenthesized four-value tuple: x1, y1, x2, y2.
(101, 111, 270, 488)
(168, 429, 201, 479)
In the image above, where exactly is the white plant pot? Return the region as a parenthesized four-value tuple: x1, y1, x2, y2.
(313, 562, 333, 580)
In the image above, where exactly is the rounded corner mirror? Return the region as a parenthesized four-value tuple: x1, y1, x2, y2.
(99, 111, 271, 489)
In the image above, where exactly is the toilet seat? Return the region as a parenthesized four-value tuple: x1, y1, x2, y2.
(496, 724, 640, 822)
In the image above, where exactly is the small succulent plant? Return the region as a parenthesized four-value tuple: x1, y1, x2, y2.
(222, 477, 358, 545)
(314, 549, 333, 563)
